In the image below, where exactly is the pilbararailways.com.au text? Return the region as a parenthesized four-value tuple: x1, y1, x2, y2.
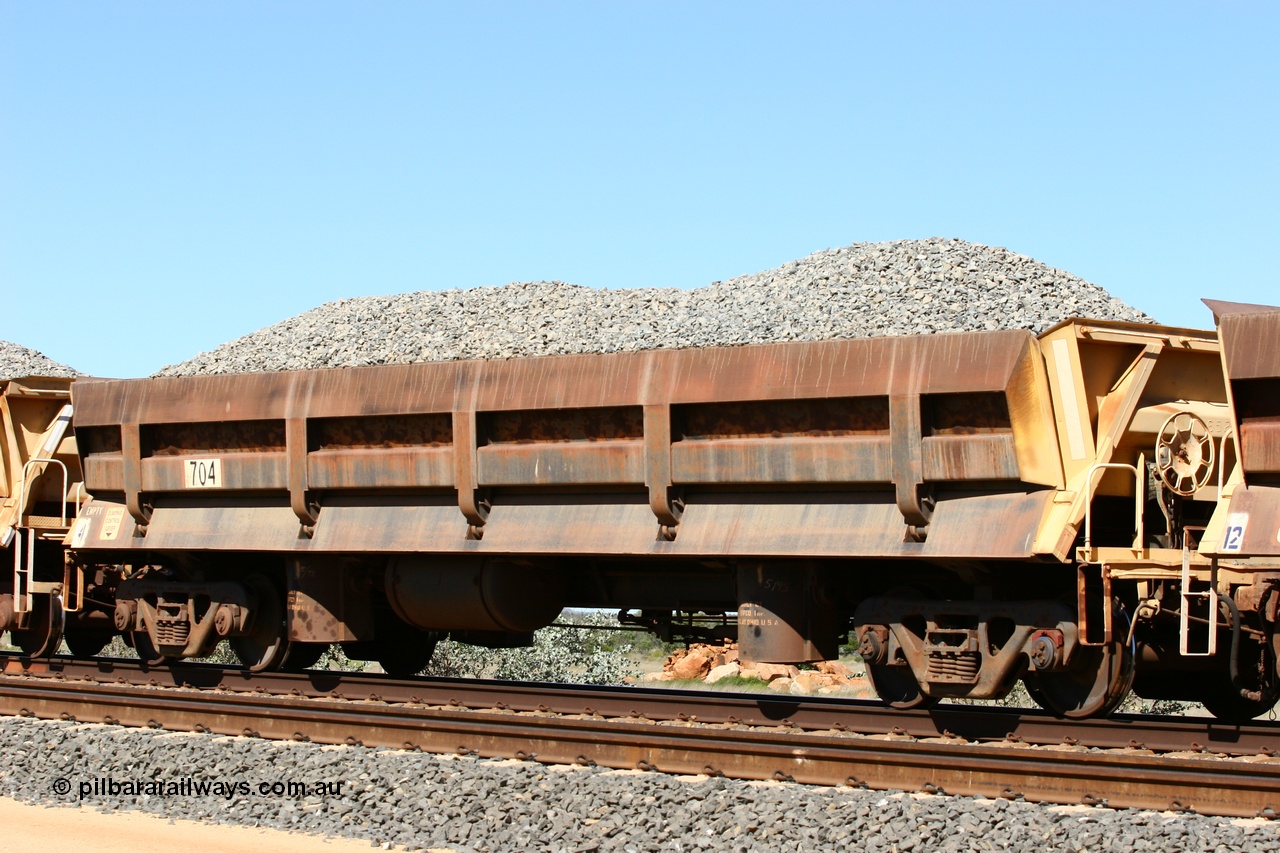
(52, 776, 345, 801)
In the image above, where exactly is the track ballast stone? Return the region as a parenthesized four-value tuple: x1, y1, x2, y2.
(4, 716, 1277, 852)
(158, 238, 1154, 376)
(0, 342, 79, 382)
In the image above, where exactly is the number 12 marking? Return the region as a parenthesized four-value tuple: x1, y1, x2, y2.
(1221, 513, 1247, 553)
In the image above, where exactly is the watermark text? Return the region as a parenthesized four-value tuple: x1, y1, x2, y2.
(51, 776, 345, 801)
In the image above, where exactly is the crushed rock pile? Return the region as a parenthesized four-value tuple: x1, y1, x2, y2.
(159, 237, 1153, 376)
(0, 341, 80, 382)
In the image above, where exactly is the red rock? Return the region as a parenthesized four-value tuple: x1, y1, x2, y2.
(671, 648, 713, 680)
(816, 660, 854, 677)
(791, 672, 823, 693)
(754, 663, 801, 682)
(706, 662, 740, 683)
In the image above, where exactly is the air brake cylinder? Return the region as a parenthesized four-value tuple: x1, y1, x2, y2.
(385, 556, 566, 633)
(736, 562, 838, 664)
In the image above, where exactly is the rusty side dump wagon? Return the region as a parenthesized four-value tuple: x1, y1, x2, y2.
(26, 299, 1280, 720)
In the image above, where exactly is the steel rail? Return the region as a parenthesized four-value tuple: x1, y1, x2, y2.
(5, 654, 1279, 756)
(1, 658, 1279, 818)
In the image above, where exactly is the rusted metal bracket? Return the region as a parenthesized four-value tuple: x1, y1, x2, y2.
(890, 395, 933, 542)
(1076, 563, 1113, 647)
(286, 418, 320, 537)
(61, 553, 85, 614)
(453, 411, 490, 539)
(644, 404, 682, 540)
(120, 423, 151, 535)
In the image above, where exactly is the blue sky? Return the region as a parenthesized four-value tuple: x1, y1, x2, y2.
(3, 3, 1276, 378)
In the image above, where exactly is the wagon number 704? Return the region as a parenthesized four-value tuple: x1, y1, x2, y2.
(184, 458, 223, 489)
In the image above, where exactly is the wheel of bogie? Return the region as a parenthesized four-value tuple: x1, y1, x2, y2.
(1021, 677, 1051, 711)
(129, 629, 168, 666)
(231, 574, 290, 672)
(344, 629, 438, 678)
(864, 586, 940, 709)
(1198, 631, 1280, 723)
(1025, 605, 1135, 719)
(9, 593, 65, 658)
(279, 642, 328, 672)
(866, 664, 937, 710)
(63, 629, 114, 658)
(375, 635, 437, 678)
(1200, 683, 1277, 722)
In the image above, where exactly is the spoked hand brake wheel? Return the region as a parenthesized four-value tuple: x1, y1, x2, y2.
(1155, 411, 1215, 497)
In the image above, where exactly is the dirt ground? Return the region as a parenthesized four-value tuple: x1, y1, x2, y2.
(0, 797, 402, 853)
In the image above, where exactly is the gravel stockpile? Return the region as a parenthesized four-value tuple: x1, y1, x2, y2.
(5, 716, 1276, 852)
(0, 341, 79, 381)
(159, 238, 1154, 376)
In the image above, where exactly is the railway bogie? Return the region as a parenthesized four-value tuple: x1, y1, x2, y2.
(3, 299, 1280, 722)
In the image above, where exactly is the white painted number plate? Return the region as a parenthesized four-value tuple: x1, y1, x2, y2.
(1220, 512, 1247, 554)
(184, 457, 223, 488)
